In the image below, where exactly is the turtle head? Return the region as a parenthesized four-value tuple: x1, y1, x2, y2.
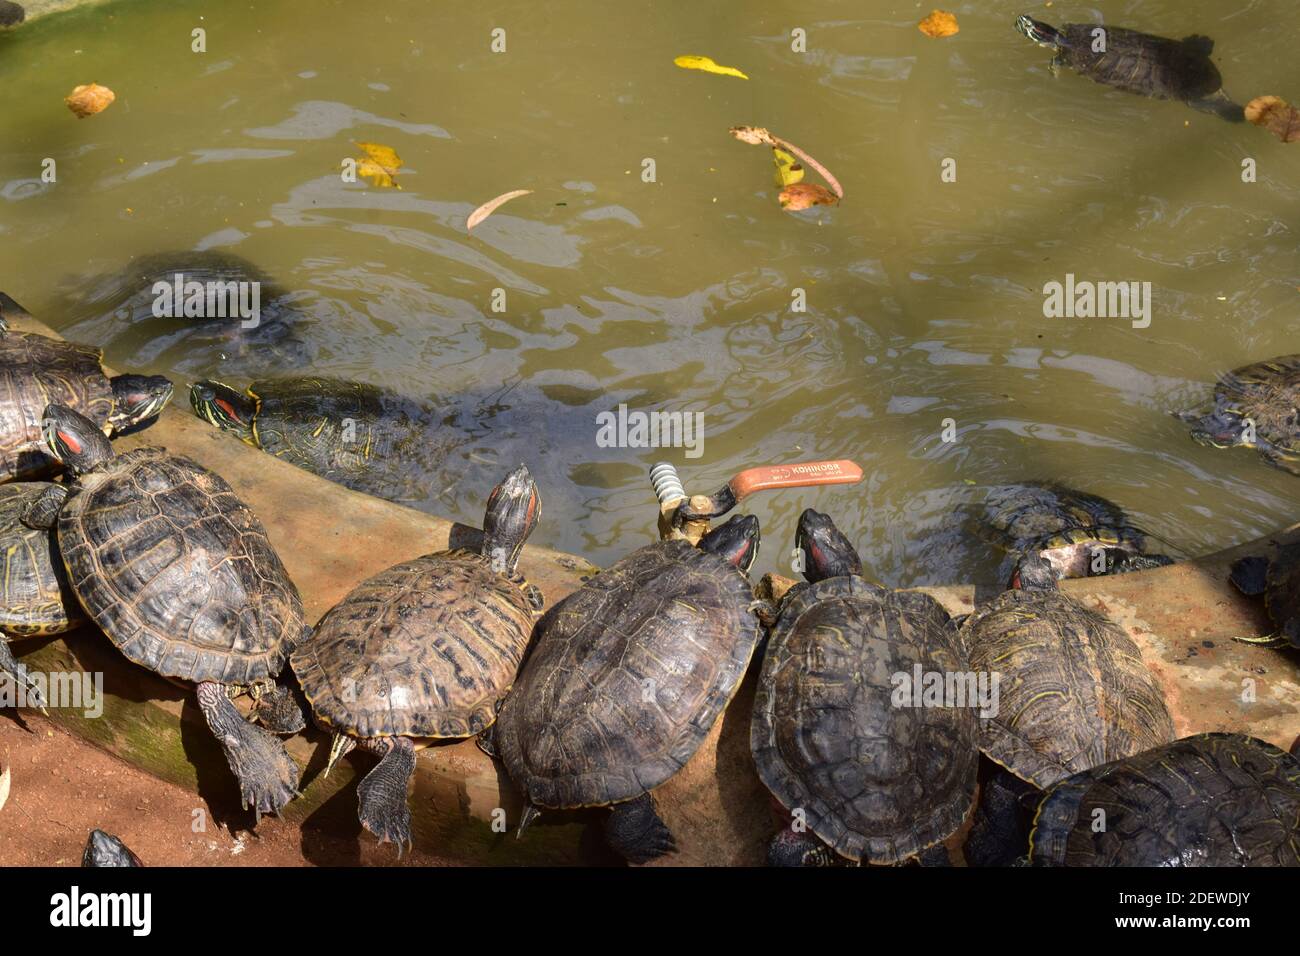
(41, 404, 114, 475)
(108, 374, 174, 431)
(82, 829, 142, 868)
(1187, 410, 1250, 449)
(190, 380, 256, 441)
(1010, 552, 1060, 591)
(482, 464, 541, 575)
(1015, 15, 1061, 47)
(796, 509, 863, 584)
(698, 514, 760, 574)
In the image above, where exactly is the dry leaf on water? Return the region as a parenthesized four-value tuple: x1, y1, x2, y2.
(1245, 96, 1300, 143)
(0, 761, 10, 813)
(468, 189, 533, 231)
(674, 55, 749, 80)
(731, 125, 845, 201)
(779, 183, 838, 211)
(918, 11, 960, 39)
(773, 146, 804, 187)
(353, 141, 403, 188)
(65, 83, 115, 118)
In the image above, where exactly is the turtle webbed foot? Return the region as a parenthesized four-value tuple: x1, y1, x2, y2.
(251, 681, 308, 734)
(357, 737, 416, 854)
(197, 681, 300, 822)
(0, 639, 46, 714)
(605, 793, 676, 864)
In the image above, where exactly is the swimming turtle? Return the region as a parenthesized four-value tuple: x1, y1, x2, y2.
(495, 514, 763, 863)
(0, 3, 23, 29)
(28, 403, 310, 819)
(1030, 733, 1300, 866)
(0, 314, 173, 482)
(960, 552, 1175, 866)
(752, 509, 978, 866)
(190, 377, 440, 501)
(1181, 354, 1300, 475)
(290, 464, 544, 851)
(976, 482, 1171, 582)
(1015, 15, 1244, 122)
(83, 830, 143, 868)
(1225, 546, 1300, 649)
(0, 482, 85, 713)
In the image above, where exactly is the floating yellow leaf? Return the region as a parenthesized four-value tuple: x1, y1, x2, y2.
(674, 55, 749, 80)
(779, 183, 838, 211)
(467, 189, 533, 231)
(1245, 96, 1300, 143)
(918, 10, 960, 39)
(772, 146, 804, 187)
(65, 83, 115, 118)
(352, 141, 402, 188)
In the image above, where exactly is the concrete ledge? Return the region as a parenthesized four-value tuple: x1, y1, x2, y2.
(4, 294, 1299, 865)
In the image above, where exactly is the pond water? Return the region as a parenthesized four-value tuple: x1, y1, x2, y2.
(2, 0, 1299, 582)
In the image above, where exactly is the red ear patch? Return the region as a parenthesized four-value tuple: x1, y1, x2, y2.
(57, 430, 83, 455)
(215, 399, 242, 422)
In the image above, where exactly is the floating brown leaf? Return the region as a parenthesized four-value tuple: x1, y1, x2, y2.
(779, 183, 838, 211)
(918, 11, 959, 38)
(468, 189, 533, 231)
(731, 125, 845, 200)
(65, 83, 115, 118)
(1245, 96, 1300, 143)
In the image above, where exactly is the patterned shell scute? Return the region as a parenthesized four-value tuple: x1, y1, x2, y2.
(292, 550, 535, 739)
(1216, 354, 1300, 458)
(496, 539, 759, 808)
(1031, 733, 1300, 867)
(0, 483, 80, 636)
(1059, 25, 1224, 101)
(0, 332, 113, 480)
(752, 578, 978, 865)
(979, 482, 1133, 554)
(58, 447, 307, 684)
(962, 588, 1174, 788)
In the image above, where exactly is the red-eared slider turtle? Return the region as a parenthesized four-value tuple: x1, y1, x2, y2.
(0, 482, 85, 712)
(190, 377, 443, 502)
(290, 464, 544, 851)
(960, 552, 1175, 866)
(1225, 546, 1300, 649)
(495, 514, 763, 863)
(83, 830, 143, 868)
(1030, 733, 1300, 866)
(29, 404, 310, 819)
(0, 315, 173, 482)
(977, 482, 1171, 583)
(1015, 16, 1243, 122)
(1180, 354, 1300, 475)
(752, 510, 978, 866)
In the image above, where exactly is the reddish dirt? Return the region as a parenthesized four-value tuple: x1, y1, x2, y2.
(0, 713, 454, 867)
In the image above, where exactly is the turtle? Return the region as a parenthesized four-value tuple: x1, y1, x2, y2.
(289, 464, 544, 851)
(495, 513, 764, 864)
(1014, 15, 1244, 122)
(1180, 354, 1300, 475)
(0, 2, 23, 29)
(975, 481, 1172, 583)
(1224, 545, 1300, 649)
(190, 377, 444, 502)
(0, 313, 173, 482)
(83, 830, 143, 868)
(27, 403, 311, 819)
(1029, 733, 1300, 866)
(752, 509, 978, 867)
(0, 482, 85, 713)
(960, 551, 1175, 866)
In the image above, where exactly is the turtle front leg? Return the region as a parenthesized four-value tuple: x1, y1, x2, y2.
(21, 484, 68, 531)
(0, 637, 46, 713)
(196, 681, 300, 822)
(605, 793, 676, 864)
(356, 737, 417, 854)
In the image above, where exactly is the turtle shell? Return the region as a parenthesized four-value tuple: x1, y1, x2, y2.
(1214, 354, 1300, 467)
(495, 538, 759, 809)
(58, 447, 307, 685)
(962, 588, 1174, 788)
(0, 483, 82, 636)
(0, 331, 114, 481)
(291, 549, 535, 739)
(753, 578, 977, 864)
(1030, 733, 1300, 866)
(1057, 24, 1225, 101)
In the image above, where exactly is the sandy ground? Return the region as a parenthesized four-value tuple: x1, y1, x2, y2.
(0, 711, 454, 867)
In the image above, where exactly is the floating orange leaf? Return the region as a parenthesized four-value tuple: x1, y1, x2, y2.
(65, 83, 115, 118)
(918, 10, 959, 39)
(468, 189, 533, 231)
(1245, 96, 1300, 143)
(779, 183, 838, 211)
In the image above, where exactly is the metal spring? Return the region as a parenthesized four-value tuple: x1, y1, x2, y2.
(650, 462, 686, 505)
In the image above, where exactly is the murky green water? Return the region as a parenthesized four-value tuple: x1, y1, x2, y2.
(2, 0, 1299, 582)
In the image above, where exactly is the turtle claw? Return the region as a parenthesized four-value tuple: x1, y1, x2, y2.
(356, 737, 416, 853)
(197, 681, 299, 821)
